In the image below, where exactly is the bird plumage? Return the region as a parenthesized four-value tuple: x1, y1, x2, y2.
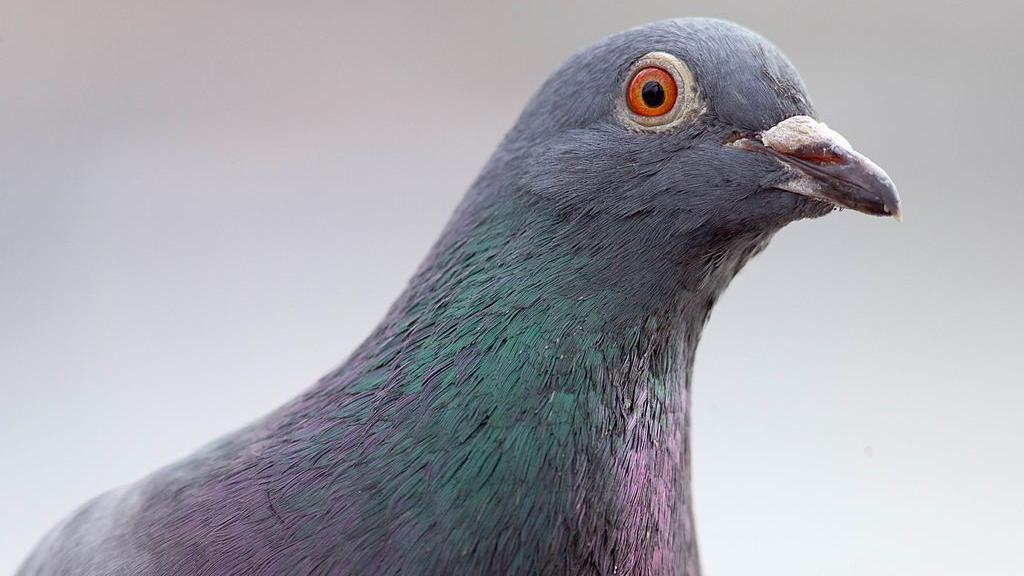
(18, 17, 896, 576)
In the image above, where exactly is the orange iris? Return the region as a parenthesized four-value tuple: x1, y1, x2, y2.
(627, 66, 677, 117)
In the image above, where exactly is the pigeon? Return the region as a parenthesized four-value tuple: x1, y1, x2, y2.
(17, 17, 899, 576)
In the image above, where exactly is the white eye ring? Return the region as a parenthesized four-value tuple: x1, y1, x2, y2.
(618, 51, 705, 132)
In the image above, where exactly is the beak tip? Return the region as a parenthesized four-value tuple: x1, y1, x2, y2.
(882, 183, 902, 222)
(881, 187, 902, 221)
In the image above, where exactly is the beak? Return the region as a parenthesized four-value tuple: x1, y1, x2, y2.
(731, 115, 901, 220)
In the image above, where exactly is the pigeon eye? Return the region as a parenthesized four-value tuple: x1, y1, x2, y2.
(619, 52, 703, 131)
(627, 67, 676, 116)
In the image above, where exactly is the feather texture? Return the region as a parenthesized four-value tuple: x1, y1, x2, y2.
(18, 18, 834, 576)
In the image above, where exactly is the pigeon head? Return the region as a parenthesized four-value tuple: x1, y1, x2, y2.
(470, 18, 899, 276)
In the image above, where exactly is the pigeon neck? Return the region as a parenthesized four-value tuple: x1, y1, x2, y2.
(317, 192, 765, 574)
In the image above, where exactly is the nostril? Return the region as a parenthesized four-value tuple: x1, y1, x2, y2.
(774, 143, 846, 165)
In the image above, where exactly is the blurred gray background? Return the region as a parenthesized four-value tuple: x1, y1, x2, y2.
(2, 1, 1021, 574)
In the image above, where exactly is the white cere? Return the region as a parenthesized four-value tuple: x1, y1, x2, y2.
(762, 115, 853, 153)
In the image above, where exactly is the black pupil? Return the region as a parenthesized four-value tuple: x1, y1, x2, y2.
(641, 80, 665, 108)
